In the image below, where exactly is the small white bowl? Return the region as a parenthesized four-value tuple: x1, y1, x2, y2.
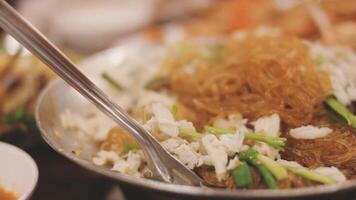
(0, 142, 38, 200)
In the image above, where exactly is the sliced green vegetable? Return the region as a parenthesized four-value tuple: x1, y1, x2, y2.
(144, 76, 168, 90)
(171, 104, 178, 120)
(204, 125, 235, 135)
(120, 143, 141, 156)
(3, 107, 38, 133)
(123, 143, 140, 152)
(283, 165, 336, 184)
(204, 126, 286, 150)
(245, 133, 286, 151)
(255, 163, 278, 189)
(314, 54, 324, 66)
(257, 154, 288, 180)
(102, 72, 124, 91)
(239, 149, 278, 189)
(174, 42, 195, 55)
(325, 96, 356, 128)
(178, 128, 202, 139)
(4, 106, 26, 124)
(232, 161, 253, 187)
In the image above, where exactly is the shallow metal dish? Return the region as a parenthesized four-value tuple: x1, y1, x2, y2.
(36, 42, 356, 200)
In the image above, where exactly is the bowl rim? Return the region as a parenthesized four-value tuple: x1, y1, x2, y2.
(0, 141, 39, 200)
(35, 44, 356, 199)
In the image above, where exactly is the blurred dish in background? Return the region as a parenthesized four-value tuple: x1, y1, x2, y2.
(12, 0, 356, 52)
(16, 0, 213, 53)
(0, 35, 80, 148)
(138, 0, 356, 50)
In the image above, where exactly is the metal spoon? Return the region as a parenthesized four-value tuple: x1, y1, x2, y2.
(0, 0, 205, 186)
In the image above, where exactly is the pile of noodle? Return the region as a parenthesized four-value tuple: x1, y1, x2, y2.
(164, 35, 331, 128)
(160, 35, 356, 186)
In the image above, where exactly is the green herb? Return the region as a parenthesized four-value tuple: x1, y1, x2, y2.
(255, 162, 278, 189)
(174, 42, 195, 55)
(232, 161, 253, 187)
(282, 165, 336, 184)
(204, 125, 235, 135)
(204, 126, 286, 150)
(120, 143, 141, 156)
(4, 107, 26, 124)
(102, 72, 124, 91)
(245, 133, 286, 151)
(314, 54, 324, 65)
(3, 107, 37, 133)
(208, 43, 224, 63)
(257, 154, 288, 180)
(325, 96, 356, 128)
(144, 76, 168, 90)
(178, 128, 202, 139)
(123, 143, 140, 152)
(171, 104, 178, 120)
(239, 149, 278, 189)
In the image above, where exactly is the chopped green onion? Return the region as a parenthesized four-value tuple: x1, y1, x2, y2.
(255, 163, 278, 189)
(204, 126, 286, 150)
(204, 125, 235, 135)
(102, 72, 124, 91)
(178, 128, 202, 139)
(120, 143, 140, 156)
(245, 133, 286, 151)
(239, 149, 278, 189)
(144, 76, 168, 90)
(171, 104, 178, 120)
(123, 143, 140, 152)
(314, 54, 324, 66)
(325, 96, 356, 128)
(257, 154, 288, 180)
(232, 161, 253, 187)
(282, 165, 336, 184)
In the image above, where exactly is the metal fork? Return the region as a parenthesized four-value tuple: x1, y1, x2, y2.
(0, 0, 205, 186)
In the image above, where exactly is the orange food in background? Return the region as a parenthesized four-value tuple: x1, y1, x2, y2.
(0, 187, 17, 200)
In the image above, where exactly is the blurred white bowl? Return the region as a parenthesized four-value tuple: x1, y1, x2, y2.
(0, 142, 38, 200)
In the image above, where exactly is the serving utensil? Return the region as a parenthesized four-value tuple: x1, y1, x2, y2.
(0, 0, 205, 186)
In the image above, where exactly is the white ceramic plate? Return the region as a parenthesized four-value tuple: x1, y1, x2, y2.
(0, 142, 38, 200)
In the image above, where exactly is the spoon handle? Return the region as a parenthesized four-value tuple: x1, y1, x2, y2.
(0, 0, 174, 182)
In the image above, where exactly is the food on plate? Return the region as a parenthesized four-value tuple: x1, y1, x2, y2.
(0, 42, 79, 139)
(0, 187, 16, 200)
(62, 30, 356, 189)
(0, 43, 56, 137)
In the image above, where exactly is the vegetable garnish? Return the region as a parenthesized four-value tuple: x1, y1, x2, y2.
(325, 96, 356, 128)
(204, 126, 286, 150)
(204, 126, 235, 135)
(232, 161, 253, 187)
(120, 143, 141, 156)
(3, 106, 27, 124)
(245, 133, 286, 151)
(282, 165, 336, 184)
(171, 104, 178, 120)
(102, 72, 125, 91)
(3, 107, 37, 133)
(257, 154, 288, 180)
(144, 76, 168, 90)
(239, 149, 278, 189)
(178, 128, 203, 139)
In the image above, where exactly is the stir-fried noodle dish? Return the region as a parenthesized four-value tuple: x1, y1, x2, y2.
(61, 30, 356, 189)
